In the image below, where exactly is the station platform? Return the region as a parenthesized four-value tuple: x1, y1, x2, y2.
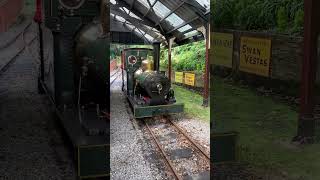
(0, 20, 76, 179)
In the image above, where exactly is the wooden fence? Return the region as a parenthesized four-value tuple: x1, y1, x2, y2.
(171, 71, 205, 88)
(211, 30, 307, 82)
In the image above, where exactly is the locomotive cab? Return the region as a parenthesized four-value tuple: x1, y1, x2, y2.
(121, 43, 184, 118)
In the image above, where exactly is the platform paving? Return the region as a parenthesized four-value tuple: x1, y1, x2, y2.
(0, 18, 76, 179)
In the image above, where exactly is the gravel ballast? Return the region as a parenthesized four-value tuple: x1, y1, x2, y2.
(172, 117, 210, 155)
(110, 75, 161, 180)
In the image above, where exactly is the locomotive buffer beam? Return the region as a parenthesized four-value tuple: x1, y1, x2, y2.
(39, 80, 109, 178)
(127, 96, 184, 118)
(57, 107, 109, 179)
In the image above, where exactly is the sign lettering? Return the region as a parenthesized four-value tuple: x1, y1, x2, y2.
(184, 73, 195, 86)
(175, 72, 183, 83)
(211, 32, 234, 68)
(239, 37, 271, 77)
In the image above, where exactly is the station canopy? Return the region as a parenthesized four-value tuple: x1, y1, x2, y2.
(110, 0, 210, 46)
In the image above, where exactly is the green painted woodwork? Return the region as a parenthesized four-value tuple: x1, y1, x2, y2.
(78, 145, 109, 178)
(134, 103, 184, 118)
(211, 132, 238, 163)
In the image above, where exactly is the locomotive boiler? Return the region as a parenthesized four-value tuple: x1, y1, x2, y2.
(74, 21, 109, 108)
(121, 45, 184, 118)
(39, 0, 109, 178)
(134, 63, 175, 106)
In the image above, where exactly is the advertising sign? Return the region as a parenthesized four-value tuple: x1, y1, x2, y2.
(175, 72, 183, 83)
(211, 32, 234, 68)
(184, 73, 195, 86)
(239, 37, 272, 77)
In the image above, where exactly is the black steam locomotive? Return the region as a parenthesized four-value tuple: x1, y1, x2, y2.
(121, 45, 184, 118)
(38, 0, 109, 178)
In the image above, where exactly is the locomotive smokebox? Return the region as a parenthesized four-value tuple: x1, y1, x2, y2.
(135, 71, 171, 105)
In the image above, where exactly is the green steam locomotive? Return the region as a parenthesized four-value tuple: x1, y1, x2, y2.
(121, 45, 184, 118)
(39, 0, 109, 178)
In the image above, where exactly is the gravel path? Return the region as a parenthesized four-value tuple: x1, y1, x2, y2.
(0, 21, 76, 179)
(110, 73, 162, 180)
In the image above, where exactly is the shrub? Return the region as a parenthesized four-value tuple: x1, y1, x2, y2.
(160, 41, 206, 73)
(277, 7, 288, 32)
(212, 0, 303, 35)
(293, 9, 304, 33)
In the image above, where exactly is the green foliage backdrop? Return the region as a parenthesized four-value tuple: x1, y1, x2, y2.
(111, 42, 206, 73)
(211, 0, 304, 35)
(160, 41, 206, 73)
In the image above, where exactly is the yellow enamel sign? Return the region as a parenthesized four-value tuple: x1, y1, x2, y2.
(211, 32, 234, 68)
(184, 73, 195, 86)
(175, 72, 183, 83)
(239, 37, 271, 77)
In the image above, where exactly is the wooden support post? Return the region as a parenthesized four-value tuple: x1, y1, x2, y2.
(198, 24, 210, 107)
(168, 38, 175, 83)
(294, 0, 320, 143)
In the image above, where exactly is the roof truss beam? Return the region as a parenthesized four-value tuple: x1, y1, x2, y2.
(113, 0, 209, 46)
(166, 16, 199, 34)
(143, 0, 158, 17)
(155, 0, 185, 26)
(110, 6, 156, 28)
(113, 0, 166, 35)
(111, 8, 165, 43)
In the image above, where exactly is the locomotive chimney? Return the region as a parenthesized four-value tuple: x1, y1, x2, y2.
(153, 41, 161, 71)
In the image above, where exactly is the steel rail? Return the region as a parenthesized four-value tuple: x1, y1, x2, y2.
(0, 24, 36, 77)
(143, 119, 183, 180)
(110, 69, 122, 85)
(0, 53, 19, 76)
(168, 118, 210, 161)
(110, 67, 120, 78)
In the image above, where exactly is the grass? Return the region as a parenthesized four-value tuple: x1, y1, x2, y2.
(173, 85, 210, 122)
(213, 76, 320, 180)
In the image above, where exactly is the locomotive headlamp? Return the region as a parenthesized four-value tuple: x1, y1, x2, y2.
(128, 55, 137, 65)
(157, 84, 163, 94)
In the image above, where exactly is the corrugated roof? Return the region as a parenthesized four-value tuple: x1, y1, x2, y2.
(111, 0, 210, 46)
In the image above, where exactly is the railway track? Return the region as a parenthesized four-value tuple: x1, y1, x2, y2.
(110, 67, 121, 85)
(0, 22, 36, 77)
(143, 116, 210, 180)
